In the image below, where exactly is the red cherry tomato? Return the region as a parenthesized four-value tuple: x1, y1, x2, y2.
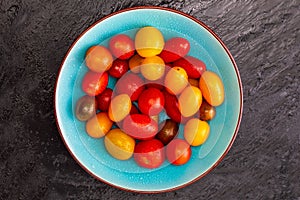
(108, 59, 129, 78)
(122, 114, 158, 140)
(134, 139, 165, 169)
(138, 88, 165, 116)
(163, 90, 189, 124)
(96, 88, 113, 111)
(109, 34, 135, 60)
(82, 71, 108, 96)
(166, 139, 191, 165)
(159, 37, 190, 63)
(173, 56, 206, 79)
(115, 73, 145, 101)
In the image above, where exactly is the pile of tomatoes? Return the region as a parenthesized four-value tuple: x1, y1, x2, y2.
(75, 26, 225, 169)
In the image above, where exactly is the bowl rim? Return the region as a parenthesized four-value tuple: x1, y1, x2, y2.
(54, 6, 243, 193)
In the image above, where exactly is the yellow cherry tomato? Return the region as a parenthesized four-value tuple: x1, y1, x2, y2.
(85, 112, 113, 138)
(141, 56, 165, 81)
(164, 67, 188, 95)
(184, 118, 210, 146)
(135, 26, 164, 57)
(178, 86, 202, 117)
(85, 46, 113, 73)
(129, 54, 144, 73)
(108, 94, 131, 122)
(199, 71, 225, 106)
(104, 129, 135, 160)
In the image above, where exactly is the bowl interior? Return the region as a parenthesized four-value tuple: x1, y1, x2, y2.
(55, 7, 242, 192)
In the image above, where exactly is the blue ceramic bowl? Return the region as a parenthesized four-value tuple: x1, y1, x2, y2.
(55, 7, 243, 192)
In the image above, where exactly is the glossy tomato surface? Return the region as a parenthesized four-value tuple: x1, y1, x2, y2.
(109, 34, 135, 60)
(122, 114, 158, 140)
(159, 37, 190, 63)
(96, 88, 113, 111)
(163, 90, 189, 124)
(173, 56, 206, 79)
(166, 139, 191, 165)
(115, 73, 145, 101)
(138, 87, 165, 116)
(85, 46, 113, 73)
(82, 71, 108, 96)
(134, 139, 165, 169)
(108, 59, 129, 78)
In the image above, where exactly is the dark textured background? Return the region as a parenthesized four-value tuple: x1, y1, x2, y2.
(1, 0, 299, 199)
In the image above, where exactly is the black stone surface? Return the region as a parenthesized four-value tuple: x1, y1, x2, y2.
(1, 0, 299, 199)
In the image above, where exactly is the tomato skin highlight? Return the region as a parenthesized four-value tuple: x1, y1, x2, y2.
(156, 119, 179, 145)
(166, 139, 191, 165)
(134, 139, 165, 169)
(108, 59, 129, 78)
(138, 88, 165, 116)
(82, 71, 108, 96)
(122, 114, 158, 140)
(159, 37, 190, 63)
(173, 56, 206, 79)
(109, 34, 135, 60)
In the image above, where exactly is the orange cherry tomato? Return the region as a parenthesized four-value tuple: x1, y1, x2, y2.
(86, 112, 113, 138)
(199, 71, 224, 106)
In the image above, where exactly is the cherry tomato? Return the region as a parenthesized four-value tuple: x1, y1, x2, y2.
(108, 59, 129, 78)
(141, 56, 165, 81)
(108, 94, 131, 122)
(109, 34, 135, 60)
(199, 101, 216, 121)
(115, 73, 145, 101)
(178, 86, 202, 117)
(199, 71, 225, 106)
(159, 37, 190, 63)
(135, 26, 165, 57)
(128, 54, 144, 73)
(75, 95, 97, 121)
(96, 88, 113, 111)
(82, 71, 108, 96)
(164, 67, 188, 95)
(134, 139, 165, 169)
(173, 56, 206, 79)
(163, 90, 190, 124)
(184, 118, 210, 146)
(156, 119, 179, 145)
(86, 112, 113, 138)
(166, 139, 191, 165)
(104, 128, 135, 160)
(138, 88, 165, 116)
(122, 114, 158, 140)
(85, 46, 113, 73)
